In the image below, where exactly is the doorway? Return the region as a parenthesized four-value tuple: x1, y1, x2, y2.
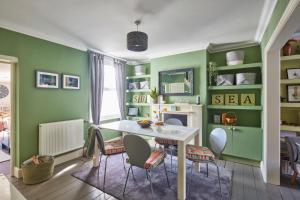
(0, 62, 12, 176)
(264, 0, 300, 185)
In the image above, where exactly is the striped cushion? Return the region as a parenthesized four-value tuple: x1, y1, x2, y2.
(104, 139, 125, 155)
(155, 137, 178, 146)
(144, 151, 166, 169)
(186, 145, 215, 161)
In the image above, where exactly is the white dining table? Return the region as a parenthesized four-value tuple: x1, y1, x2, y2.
(95, 120, 200, 200)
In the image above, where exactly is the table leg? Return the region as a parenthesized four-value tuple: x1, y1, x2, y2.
(194, 132, 201, 172)
(93, 139, 100, 167)
(177, 141, 186, 200)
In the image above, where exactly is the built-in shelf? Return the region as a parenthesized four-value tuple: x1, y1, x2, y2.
(208, 84, 262, 90)
(281, 103, 300, 108)
(207, 105, 262, 110)
(208, 123, 262, 130)
(126, 103, 150, 106)
(281, 79, 300, 84)
(215, 62, 262, 71)
(126, 74, 151, 79)
(281, 54, 300, 61)
(126, 116, 150, 120)
(281, 125, 300, 132)
(126, 89, 150, 93)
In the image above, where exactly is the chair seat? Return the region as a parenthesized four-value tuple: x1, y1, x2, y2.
(186, 145, 215, 162)
(144, 151, 166, 169)
(104, 139, 126, 155)
(155, 137, 178, 146)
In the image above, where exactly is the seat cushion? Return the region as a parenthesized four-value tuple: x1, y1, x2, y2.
(144, 151, 166, 169)
(186, 145, 215, 161)
(104, 139, 126, 155)
(155, 137, 178, 146)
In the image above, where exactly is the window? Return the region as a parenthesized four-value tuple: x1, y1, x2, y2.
(100, 58, 121, 120)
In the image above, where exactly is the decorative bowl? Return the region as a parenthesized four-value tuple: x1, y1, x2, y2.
(137, 120, 152, 128)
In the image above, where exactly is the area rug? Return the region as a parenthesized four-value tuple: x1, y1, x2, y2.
(72, 154, 232, 200)
(0, 150, 10, 163)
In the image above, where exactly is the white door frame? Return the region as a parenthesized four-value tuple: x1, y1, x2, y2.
(0, 55, 18, 177)
(263, 0, 300, 184)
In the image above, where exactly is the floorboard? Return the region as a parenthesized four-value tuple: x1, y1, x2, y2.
(1, 157, 300, 200)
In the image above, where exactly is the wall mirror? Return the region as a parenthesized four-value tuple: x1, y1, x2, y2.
(159, 68, 194, 96)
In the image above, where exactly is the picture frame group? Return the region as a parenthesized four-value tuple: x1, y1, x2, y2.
(36, 71, 80, 90)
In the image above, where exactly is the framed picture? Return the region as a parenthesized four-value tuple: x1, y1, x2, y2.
(287, 85, 300, 102)
(128, 107, 139, 116)
(62, 74, 80, 89)
(213, 114, 221, 124)
(36, 71, 59, 88)
(287, 68, 300, 79)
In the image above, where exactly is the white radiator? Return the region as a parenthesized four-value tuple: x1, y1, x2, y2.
(39, 119, 84, 156)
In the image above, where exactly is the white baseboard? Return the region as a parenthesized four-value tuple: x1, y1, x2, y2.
(13, 148, 84, 178)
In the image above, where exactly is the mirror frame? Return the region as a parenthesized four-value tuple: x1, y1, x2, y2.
(158, 68, 194, 96)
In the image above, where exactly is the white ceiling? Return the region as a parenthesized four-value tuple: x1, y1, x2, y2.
(0, 0, 270, 60)
(0, 63, 11, 82)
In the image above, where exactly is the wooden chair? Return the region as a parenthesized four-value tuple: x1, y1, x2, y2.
(88, 126, 126, 192)
(123, 134, 170, 199)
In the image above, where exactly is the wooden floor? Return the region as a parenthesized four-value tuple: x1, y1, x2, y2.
(1, 158, 300, 200)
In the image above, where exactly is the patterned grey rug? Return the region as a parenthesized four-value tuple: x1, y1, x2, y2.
(72, 154, 232, 200)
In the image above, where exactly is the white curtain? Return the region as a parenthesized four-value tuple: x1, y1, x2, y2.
(114, 59, 126, 119)
(89, 51, 104, 125)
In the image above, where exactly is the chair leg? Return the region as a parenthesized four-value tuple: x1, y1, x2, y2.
(206, 162, 209, 177)
(123, 165, 131, 196)
(121, 153, 126, 171)
(291, 171, 298, 185)
(97, 154, 102, 175)
(103, 156, 109, 192)
(163, 161, 170, 187)
(147, 170, 154, 200)
(131, 166, 136, 182)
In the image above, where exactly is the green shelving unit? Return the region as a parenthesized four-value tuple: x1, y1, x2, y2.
(207, 45, 263, 162)
(208, 84, 262, 90)
(207, 105, 262, 110)
(215, 62, 262, 71)
(125, 63, 151, 121)
(126, 89, 150, 93)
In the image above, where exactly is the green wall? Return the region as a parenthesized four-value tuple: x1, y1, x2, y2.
(261, 0, 290, 51)
(151, 50, 207, 104)
(150, 50, 208, 144)
(0, 28, 89, 167)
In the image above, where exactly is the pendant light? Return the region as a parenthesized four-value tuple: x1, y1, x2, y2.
(127, 20, 148, 52)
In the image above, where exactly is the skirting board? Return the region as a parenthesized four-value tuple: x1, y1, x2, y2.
(13, 148, 84, 178)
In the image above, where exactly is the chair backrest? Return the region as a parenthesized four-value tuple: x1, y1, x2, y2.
(165, 118, 183, 126)
(286, 136, 300, 172)
(88, 125, 105, 155)
(209, 128, 227, 156)
(123, 134, 151, 169)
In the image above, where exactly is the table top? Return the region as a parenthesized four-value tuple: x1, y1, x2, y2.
(99, 120, 199, 142)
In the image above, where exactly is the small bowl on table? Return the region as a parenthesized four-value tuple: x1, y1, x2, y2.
(137, 120, 152, 128)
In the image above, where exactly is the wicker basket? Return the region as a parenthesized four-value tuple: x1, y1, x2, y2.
(22, 156, 54, 185)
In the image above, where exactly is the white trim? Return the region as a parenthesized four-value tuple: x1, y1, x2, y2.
(0, 55, 18, 63)
(263, 0, 300, 184)
(255, 0, 278, 42)
(207, 41, 259, 53)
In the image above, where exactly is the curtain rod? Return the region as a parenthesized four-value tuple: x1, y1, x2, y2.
(88, 48, 127, 62)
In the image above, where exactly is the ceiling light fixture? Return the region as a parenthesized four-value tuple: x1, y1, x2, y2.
(127, 20, 148, 52)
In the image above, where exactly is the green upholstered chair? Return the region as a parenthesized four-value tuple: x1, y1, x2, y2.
(123, 134, 170, 199)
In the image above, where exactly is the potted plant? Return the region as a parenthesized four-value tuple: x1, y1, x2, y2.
(150, 87, 158, 104)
